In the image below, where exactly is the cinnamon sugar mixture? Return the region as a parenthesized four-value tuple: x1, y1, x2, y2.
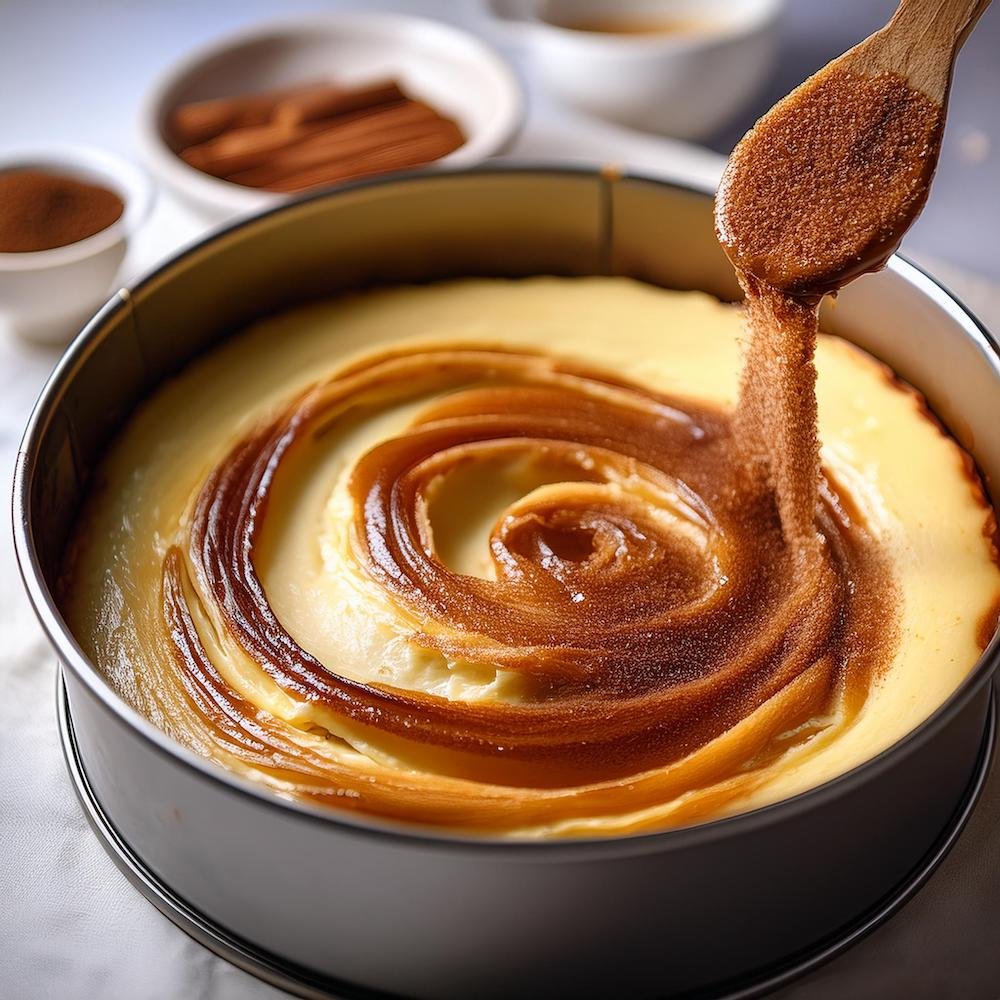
(716, 70, 943, 296)
(716, 69, 943, 553)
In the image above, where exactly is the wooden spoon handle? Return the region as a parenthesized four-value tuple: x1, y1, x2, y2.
(891, 0, 991, 45)
(877, 0, 992, 97)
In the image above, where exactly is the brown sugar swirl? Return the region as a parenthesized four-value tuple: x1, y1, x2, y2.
(159, 343, 898, 832)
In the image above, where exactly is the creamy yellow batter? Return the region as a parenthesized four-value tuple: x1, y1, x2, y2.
(62, 278, 999, 837)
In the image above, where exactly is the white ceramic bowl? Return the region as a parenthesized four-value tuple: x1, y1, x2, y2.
(488, 0, 784, 139)
(137, 12, 526, 222)
(0, 147, 153, 345)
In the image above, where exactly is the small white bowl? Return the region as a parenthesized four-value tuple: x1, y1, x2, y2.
(137, 12, 526, 222)
(0, 147, 153, 345)
(488, 0, 784, 139)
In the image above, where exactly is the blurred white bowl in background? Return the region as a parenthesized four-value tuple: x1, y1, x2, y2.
(137, 12, 526, 222)
(487, 0, 784, 139)
(0, 146, 152, 345)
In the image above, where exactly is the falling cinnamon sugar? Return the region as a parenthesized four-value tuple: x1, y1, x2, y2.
(716, 68, 943, 551)
(733, 275, 822, 554)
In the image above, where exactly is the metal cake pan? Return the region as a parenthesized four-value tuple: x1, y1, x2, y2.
(55, 671, 996, 1000)
(13, 167, 1000, 999)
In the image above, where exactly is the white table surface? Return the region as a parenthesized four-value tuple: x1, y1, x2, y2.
(2, 3, 1000, 999)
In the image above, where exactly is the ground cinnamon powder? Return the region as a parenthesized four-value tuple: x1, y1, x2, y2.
(0, 169, 124, 253)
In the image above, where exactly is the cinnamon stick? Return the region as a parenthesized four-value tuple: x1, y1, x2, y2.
(170, 77, 466, 193)
(168, 81, 326, 146)
(272, 80, 406, 127)
(223, 103, 444, 183)
(180, 120, 331, 176)
(250, 124, 465, 193)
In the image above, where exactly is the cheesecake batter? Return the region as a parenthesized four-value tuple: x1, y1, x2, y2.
(62, 278, 999, 837)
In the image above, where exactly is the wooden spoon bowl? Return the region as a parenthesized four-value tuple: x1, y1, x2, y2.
(715, 0, 991, 299)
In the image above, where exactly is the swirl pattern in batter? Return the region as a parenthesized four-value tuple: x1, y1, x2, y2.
(62, 278, 999, 836)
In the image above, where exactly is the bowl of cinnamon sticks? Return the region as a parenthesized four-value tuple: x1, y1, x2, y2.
(138, 12, 524, 220)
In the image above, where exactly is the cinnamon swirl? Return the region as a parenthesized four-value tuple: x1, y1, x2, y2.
(61, 278, 999, 837)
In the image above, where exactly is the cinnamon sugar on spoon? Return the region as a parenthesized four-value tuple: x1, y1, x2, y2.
(716, 71, 942, 298)
(714, 0, 991, 551)
(717, 0, 990, 298)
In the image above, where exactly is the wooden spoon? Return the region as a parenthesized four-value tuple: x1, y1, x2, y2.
(715, 0, 991, 299)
